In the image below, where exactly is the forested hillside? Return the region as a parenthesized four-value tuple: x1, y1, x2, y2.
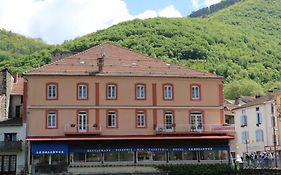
(189, 0, 240, 17)
(0, 29, 49, 72)
(1, 0, 281, 99)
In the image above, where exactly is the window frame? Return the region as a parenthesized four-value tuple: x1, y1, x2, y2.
(106, 83, 117, 100)
(162, 84, 174, 100)
(190, 84, 201, 101)
(240, 109, 247, 127)
(77, 83, 89, 100)
(77, 110, 88, 132)
(46, 83, 58, 100)
(255, 129, 264, 142)
(107, 110, 118, 128)
(135, 83, 146, 100)
(136, 110, 147, 128)
(164, 110, 175, 130)
(256, 107, 262, 125)
(241, 131, 249, 144)
(46, 110, 58, 129)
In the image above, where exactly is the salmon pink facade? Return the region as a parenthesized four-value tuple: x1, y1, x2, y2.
(25, 43, 234, 174)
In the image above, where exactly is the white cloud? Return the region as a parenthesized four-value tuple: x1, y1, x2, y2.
(0, 0, 182, 44)
(204, 0, 222, 7)
(191, 0, 200, 9)
(158, 5, 182, 18)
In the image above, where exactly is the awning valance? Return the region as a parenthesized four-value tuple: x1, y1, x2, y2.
(32, 143, 68, 154)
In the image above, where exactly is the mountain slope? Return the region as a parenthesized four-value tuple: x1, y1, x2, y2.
(189, 0, 240, 17)
(1, 0, 281, 98)
(0, 29, 49, 72)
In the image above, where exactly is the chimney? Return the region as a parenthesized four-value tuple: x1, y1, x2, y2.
(97, 54, 104, 73)
(13, 73, 18, 83)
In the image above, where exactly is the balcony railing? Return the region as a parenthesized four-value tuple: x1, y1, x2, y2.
(0, 141, 22, 152)
(64, 124, 102, 135)
(155, 124, 235, 134)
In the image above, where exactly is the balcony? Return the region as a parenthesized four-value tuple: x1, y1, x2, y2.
(0, 141, 22, 152)
(155, 124, 235, 136)
(64, 124, 102, 135)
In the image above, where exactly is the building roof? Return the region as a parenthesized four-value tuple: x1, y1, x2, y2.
(11, 77, 24, 95)
(233, 94, 274, 110)
(0, 117, 22, 126)
(25, 43, 222, 79)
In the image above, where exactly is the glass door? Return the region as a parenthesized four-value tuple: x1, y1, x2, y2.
(165, 112, 173, 131)
(190, 113, 203, 132)
(78, 112, 87, 132)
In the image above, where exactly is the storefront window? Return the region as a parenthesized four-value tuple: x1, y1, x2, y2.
(183, 151, 197, 160)
(104, 152, 134, 162)
(33, 154, 49, 165)
(52, 154, 67, 165)
(169, 151, 183, 161)
(152, 151, 166, 161)
(73, 153, 85, 162)
(138, 151, 152, 162)
(86, 152, 101, 162)
(138, 151, 166, 162)
(200, 151, 228, 160)
(119, 152, 134, 161)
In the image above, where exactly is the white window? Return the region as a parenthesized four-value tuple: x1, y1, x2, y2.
(190, 112, 203, 132)
(47, 111, 57, 128)
(136, 84, 145, 99)
(240, 109, 247, 127)
(191, 85, 200, 100)
(108, 111, 116, 127)
(164, 85, 173, 100)
(78, 111, 87, 132)
(256, 107, 262, 125)
(241, 131, 249, 143)
(78, 84, 87, 99)
(165, 111, 174, 130)
(255, 129, 264, 142)
(107, 84, 116, 99)
(47, 84, 57, 99)
(137, 111, 145, 127)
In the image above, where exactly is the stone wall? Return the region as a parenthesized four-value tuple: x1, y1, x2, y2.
(0, 70, 13, 120)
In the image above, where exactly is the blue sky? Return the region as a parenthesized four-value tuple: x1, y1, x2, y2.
(124, 0, 208, 17)
(0, 0, 221, 44)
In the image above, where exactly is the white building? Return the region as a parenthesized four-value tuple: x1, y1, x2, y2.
(0, 70, 26, 174)
(233, 95, 277, 157)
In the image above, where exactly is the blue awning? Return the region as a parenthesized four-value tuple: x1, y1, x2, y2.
(69, 146, 229, 153)
(32, 143, 68, 154)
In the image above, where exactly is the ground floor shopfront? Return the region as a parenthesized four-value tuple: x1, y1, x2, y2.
(28, 136, 233, 174)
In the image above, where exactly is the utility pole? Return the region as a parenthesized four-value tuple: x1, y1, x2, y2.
(273, 111, 278, 168)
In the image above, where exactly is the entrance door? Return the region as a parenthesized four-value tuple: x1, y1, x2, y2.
(78, 112, 87, 132)
(165, 112, 173, 131)
(0, 155, 16, 174)
(190, 113, 203, 132)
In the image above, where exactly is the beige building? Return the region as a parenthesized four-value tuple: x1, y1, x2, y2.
(24, 43, 234, 174)
(233, 93, 280, 157)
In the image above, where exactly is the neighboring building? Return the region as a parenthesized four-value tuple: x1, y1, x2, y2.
(276, 90, 281, 146)
(0, 70, 26, 174)
(224, 100, 237, 158)
(233, 94, 278, 157)
(24, 43, 234, 174)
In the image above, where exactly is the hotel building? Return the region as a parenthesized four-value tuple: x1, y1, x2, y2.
(24, 43, 234, 173)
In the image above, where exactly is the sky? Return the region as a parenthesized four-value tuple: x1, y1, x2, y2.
(0, 0, 221, 44)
